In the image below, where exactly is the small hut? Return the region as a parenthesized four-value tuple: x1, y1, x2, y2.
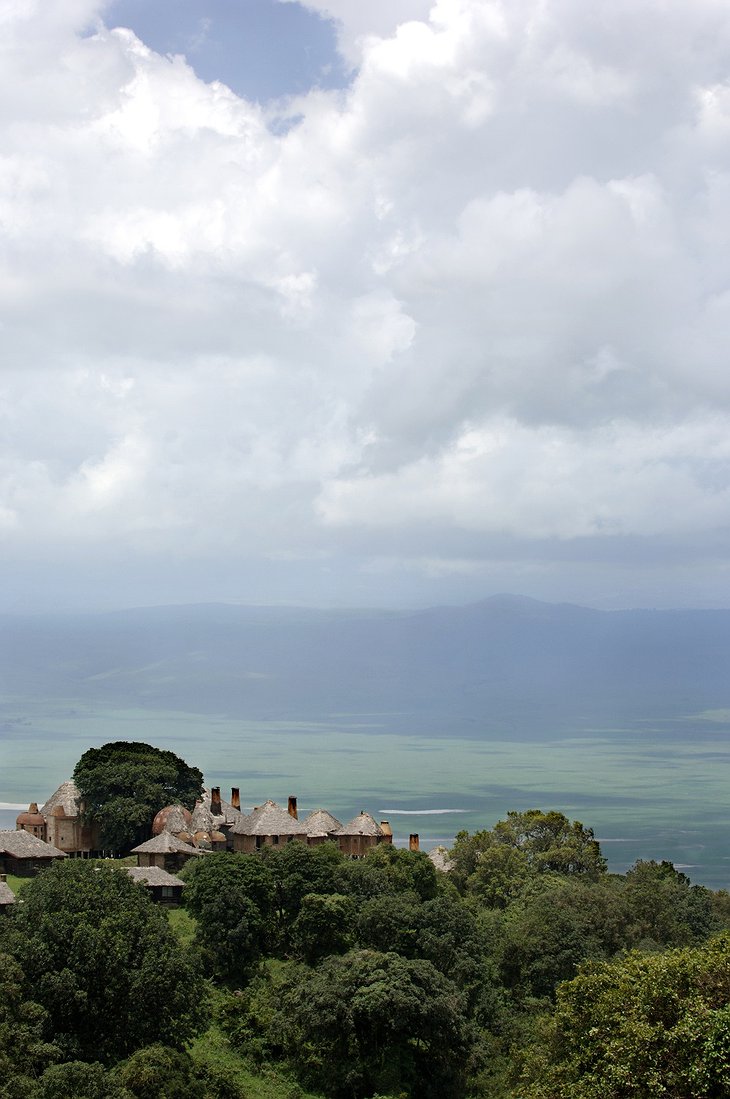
(428, 845, 452, 873)
(15, 803, 46, 839)
(333, 812, 387, 858)
(131, 831, 205, 872)
(0, 830, 66, 877)
(302, 808, 343, 846)
(126, 866, 186, 906)
(201, 787, 241, 848)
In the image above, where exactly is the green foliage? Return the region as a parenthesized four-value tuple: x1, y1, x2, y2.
(519, 932, 730, 1098)
(0, 952, 60, 1098)
(261, 842, 344, 947)
(498, 876, 630, 1001)
(271, 950, 469, 1099)
(622, 859, 717, 948)
(291, 893, 355, 963)
(112, 1043, 246, 1099)
(354, 890, 491, 1006)
(0, 861, 202, 1064)
(181, 852, 276, 981)
(73, 741, 203, 852)
(113, 1046, 196, 1099)
(35, 1061, 132, 1099)
(451, 810, 606, 904)
(345, 844, 439, 902)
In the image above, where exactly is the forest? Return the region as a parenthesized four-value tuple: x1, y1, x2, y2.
(2, 807, 730, 1099)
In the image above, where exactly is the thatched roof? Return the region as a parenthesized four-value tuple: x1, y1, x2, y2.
(231, 800, 307, 837)
(40, 780, 81, 820)
(190, 801, 215, 833)
(126, 866, 186, 888)
(303, 808, 343, 838)
(0, 880, 16, 905)
(152, 804, 193, 836)
(428, 845, 452, 872)
(131, 832, 204, 856)
(334, 811, 384, 837)
(0, 830, 66, 859)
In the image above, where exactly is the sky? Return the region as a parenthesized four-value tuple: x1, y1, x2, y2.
(2, 0, 730, 612)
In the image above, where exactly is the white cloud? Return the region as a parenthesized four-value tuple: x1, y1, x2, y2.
(2, 0, 730, 607)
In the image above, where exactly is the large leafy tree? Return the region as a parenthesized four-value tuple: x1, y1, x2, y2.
(0, 952, 60, 1098)
(622, 858, 717, 948)
(0, 861, 202, 1065)
(276, 949, 470, 1099)
(181, 852, 276, 981)
(519, 932, 730, 1099)
(450, 809, 606, 904)
(73, 741, 203, 852)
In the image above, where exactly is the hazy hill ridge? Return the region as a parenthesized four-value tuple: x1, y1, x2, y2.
(3, 595, 729, 738)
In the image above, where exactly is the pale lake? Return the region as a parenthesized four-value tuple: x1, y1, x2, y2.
(2, 697, 730, 890)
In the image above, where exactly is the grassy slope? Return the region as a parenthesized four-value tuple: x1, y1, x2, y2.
(166, 908, 326, 1099)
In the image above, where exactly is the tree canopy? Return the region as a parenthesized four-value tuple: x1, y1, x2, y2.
(73, 741, 203, 852)
(519, 932, 730, 1099)
(0, 861, 202, 1065)
(450, 809, 607, 904)
(276, 950, 470, 1099)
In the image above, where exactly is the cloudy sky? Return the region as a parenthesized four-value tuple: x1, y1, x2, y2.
(2, 0, 730, 612)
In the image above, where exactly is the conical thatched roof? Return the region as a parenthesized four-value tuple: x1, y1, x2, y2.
(190, 801, 215, 833)
(303, 808, 342, 838)
(427, 845, 452, 872)
(131, 832, 204, 856)
(334, 811, 384, 837)
(231, 800, 306, 837)
(40, 780, 81, 820)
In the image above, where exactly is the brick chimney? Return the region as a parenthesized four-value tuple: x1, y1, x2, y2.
(288, 796, 298, 819)
(230, 787, 241, 810)
(409, 833, 420, 852)
(210, 787, 222, 816)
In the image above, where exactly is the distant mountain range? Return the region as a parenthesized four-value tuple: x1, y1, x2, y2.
(3, 596, 729, 738)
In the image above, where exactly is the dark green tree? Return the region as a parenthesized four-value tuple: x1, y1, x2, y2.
(112, 1044, 245, 1099)
(498, 876, 629, 1001)
(261, 840, 343, 947)
(342, 844, 439, 902)
(180, 852, 276, 981)
(73, 741, 203, 852)
(0, 952, 60, 1099)
(291, 892, 356, 963)
(35, 1062, 132, 1099)
(450, 809, 606, 904)
(1, 862, 201, 1064)
(276, 949, 470, 1099)
(519, 932, 730, 1099)
(622, 859, 717, 949)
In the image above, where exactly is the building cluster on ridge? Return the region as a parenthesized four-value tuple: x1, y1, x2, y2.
(1, 780, 438, 906)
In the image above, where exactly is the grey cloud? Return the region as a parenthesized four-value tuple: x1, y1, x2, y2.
(1, 0, 730, 608)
